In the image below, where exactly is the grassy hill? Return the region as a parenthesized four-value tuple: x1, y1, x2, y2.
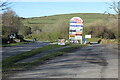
(22, 13, 109, 29)
(21, 13, 116, 41)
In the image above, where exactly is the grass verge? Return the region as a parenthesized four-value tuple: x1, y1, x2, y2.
(2, 42, 32, 47)
(101, 39, 118, 44)
(2, 44, 67, 71)
(3, 44, 86, 72)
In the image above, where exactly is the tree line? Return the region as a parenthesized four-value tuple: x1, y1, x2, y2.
(2, 9, 32, 43)
(2, 9, 119, 43)
(1, 1, 119, 43)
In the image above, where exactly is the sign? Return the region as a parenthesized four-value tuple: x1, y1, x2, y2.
(85, 35, 91, 38)
(75, 36, 82, 39)
(70, 17, 83, 25)
(69, 17, 83, 44)
(70, 25, 83, 27)
(82, 38, 86, 44)
(58, 39, 65, 45)
(9, 33, 16, 39)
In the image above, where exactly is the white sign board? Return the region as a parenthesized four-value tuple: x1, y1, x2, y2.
(75, 36, 82, 39)
(85, 35, 91, 38)
(9, 33, 16, 38)
(58, 39, 65, 45)
(69, 17, 83, 44)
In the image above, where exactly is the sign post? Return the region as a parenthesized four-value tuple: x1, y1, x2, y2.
(69, 17, 83, 44)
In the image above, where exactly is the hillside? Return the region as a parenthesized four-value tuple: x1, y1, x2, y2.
(22, 13, 109, 29)
(20, 13, 117, 41)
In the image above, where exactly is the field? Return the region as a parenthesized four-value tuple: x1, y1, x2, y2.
(20, 13, 118, 41)
(22, 13, 109, 29)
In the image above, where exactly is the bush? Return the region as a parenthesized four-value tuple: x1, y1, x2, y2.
(34, 18, 69, 41)
(84, 19, 117, 39)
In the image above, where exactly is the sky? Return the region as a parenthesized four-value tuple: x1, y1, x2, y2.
(9, 1, 116, 18)
(9, 0, 119, 2)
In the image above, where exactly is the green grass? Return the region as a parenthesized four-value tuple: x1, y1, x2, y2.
(86, 38, 101, 42)
(21, 13, 113, 41)
(21, 13, 111, 41)
(86, 38, 118, 44)
(2, 44, 66, 70)
(101, 39, 118, 44)
(22, 13, 109, 29)
(3, 44, 87, 72)
(2, 42, 32, 47)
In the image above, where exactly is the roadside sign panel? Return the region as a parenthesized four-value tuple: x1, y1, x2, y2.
(9, 33, 16, 39)
(70, 17, 83, 24)
(75, 36, 82, 39)
(69, 17, 83, 44)
(69, 37, 75, 40)
(85, 35, 91, 38)
(70, 23, 83, 25)
(70, 25, 83, 27)
(76, 32, 82, 34)
(58, 39, 65, 45)
(69, 34, 76, 37)
(83, 38, 86, 44)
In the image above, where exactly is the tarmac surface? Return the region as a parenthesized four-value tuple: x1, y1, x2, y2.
(9, 44, 118, 79)
(17, 46, 70, 63)
(2, 41, 50, 59)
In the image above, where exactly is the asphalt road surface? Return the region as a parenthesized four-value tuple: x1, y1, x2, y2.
(2, 41, 50, 59)
(10, 44, 118, 79)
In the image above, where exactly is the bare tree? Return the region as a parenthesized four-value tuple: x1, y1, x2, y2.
(0, 0, 11, 11)
(104, 1, 120, 18)
(118, 1, 120, 14)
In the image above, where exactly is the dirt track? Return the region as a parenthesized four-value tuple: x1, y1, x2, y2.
(9, 44, 118, 78)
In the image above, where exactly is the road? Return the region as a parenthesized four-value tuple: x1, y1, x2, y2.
(17, 46, 70, 63)
(9, 44, 118, 79)
(2, 41, 50, 59)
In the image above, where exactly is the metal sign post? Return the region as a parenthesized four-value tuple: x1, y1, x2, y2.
(81, 37, 82, 44)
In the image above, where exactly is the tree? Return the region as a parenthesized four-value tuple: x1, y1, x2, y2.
(40, 18, 69, 41)
(2, 9, 21, 34)
(104, 1, 120, 18)
(0, 0, 11, 11)
(2, 9, 24, 43)
(18, 26, 32, 36)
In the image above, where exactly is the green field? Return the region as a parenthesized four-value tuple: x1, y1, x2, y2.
(22, 13, 109, 29)
(21, 13, 117, 41)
